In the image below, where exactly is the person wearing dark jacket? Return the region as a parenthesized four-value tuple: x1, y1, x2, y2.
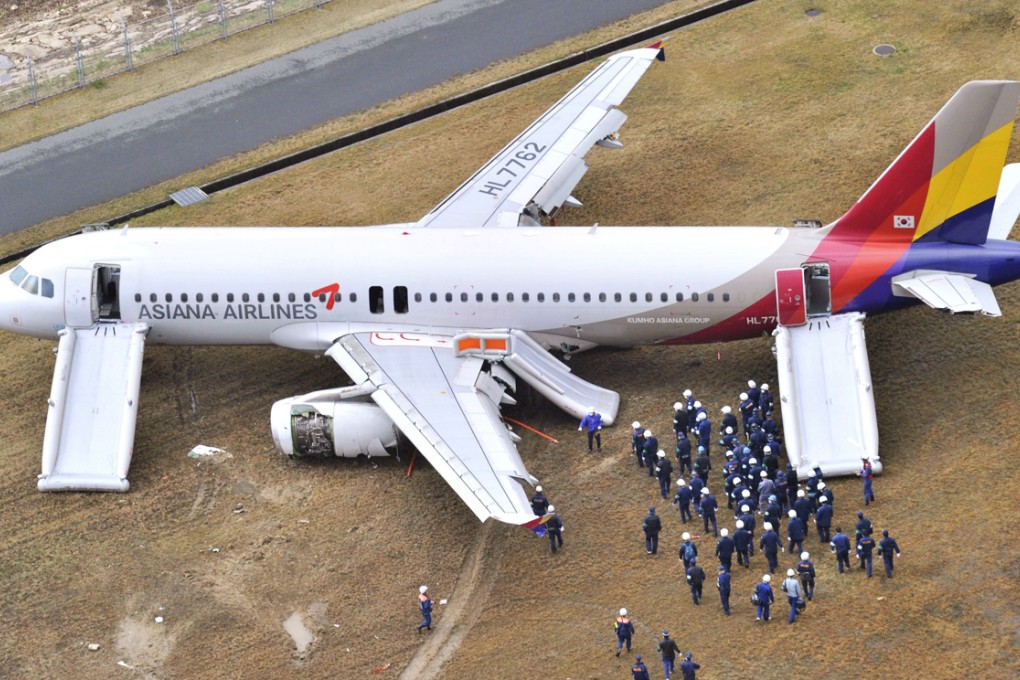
(733, 520, 752, 568)
(631, 655, 650, 680)
(814, 499, 833, 543)
(759, 522, 783, 573)
(643, 506, 662, 555)
(699, 488, 719, 537)
(830, 527, 852, 574)
(679, 531, 698, 569)
(857, 532, 877, 577)
(676, 430, 693, 476)
(530, 485, 549, 516)
(546, 506, 563, 554)
(797, 551, 816, 600)
(754, 574, 775, 622)
(878, 529, 902, 578)
(680, 652, 701, 679)
(643, 430, 659, 477)
(614, 608, 635, 656)
(657, 631, 681, 679)
(686, 558, 706, 605)
(656, 451, 674, 500)
(716, 564, 731, 615)
(715, 528, 735, 570)
(786, 509, 806, 557)
(673, 479, 693, 523)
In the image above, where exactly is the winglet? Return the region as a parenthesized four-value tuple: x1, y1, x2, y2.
(644, 37, 668, 61)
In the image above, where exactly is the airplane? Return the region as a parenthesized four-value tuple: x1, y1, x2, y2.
(2, 41, 1020, 528)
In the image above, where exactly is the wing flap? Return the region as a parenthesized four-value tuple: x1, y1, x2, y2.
(892, 270, 1002, 315)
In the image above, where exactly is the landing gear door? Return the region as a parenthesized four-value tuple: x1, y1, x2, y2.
(775, 268, 807, 327)
(64, 267, 96, 328)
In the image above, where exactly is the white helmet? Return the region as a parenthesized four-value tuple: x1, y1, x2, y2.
(818, 481, 826, 489)
(763, 445, 772, 453)
(748, 380, 757, 388)
(701, 487, 710, 494)
(733, 477, 742, 485)
(697, 412, 707, 421)
(801, 552, 810, 560)
(683, 389, 693, 398)
(736, 520, 745, 528)
(741, 505, 750, 513)
(760, 471, 768, 477)
(657, 450, 666, 458)
(762, 383, 769, 391)
(674, 402, 683, 410)
(788, 510, 797, 518)
(620, 608, 628, 616)
(682, 532, 691, 540)
(740, 392, 749, 400)
(819, 496, 828, 504)
(725, 426, 733, 434)
(644, 429, 653, 437)
(419, 585, 428, 594)
(588, 407, 596, 415)
(797, 490, 805, 498)
(677, 479, 686, 487)
(535, 485, 543, 492)
(721, 405, 732, 414)
(763, 522, 773, 531)
(762, 574, 771, 583)
(787, 569, 795, 577)
(632, 421, 641, 429)
(720, 528, 729, 537)
(694, 401, 703, 409)
(741, 490, 751, 498)
(749, 458, 757, 465)
(547, 505, 555, 513)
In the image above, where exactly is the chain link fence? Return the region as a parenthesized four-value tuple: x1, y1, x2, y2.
(0, 0, 332, 113)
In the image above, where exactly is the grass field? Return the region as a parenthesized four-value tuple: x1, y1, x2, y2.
(1, 1, 1019, 678)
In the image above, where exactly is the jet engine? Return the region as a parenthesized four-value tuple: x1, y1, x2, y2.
(270, 395, 398, 458)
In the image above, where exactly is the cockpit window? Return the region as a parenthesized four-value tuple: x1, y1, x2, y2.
(9, 266, 27, 286)
(23, 275, 39, 295)
(40, 278, 54, 298)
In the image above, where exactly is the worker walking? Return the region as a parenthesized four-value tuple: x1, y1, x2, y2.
(672, 479, 693, 523)
(632, 422, 646, 468)
(715, 528, 734, 571)
(546, 506, 564, 554)
(657, 631, 681, 680)
(699, 487, 719, 537)
(786, 509, 806, 557)
(857, 531, 877, 577)
(643, 430, 659, 477)
(643, 506, 662, 555)
(686, 557, 706, 606)
(417, 585, 433, 632)
(733, 520, 752, 568)
(579, 407, 603, 453)
(830, 527, 852, 574)
(759, 522, 783, 574)
(680, 652, 701, 679)
(614, 608, 635, 656)
(782, 569, 803, 624)
(814, 497, 833, 543)
(753, 574, 775, 622)
(716, 564, 731, 615)
(631, 655, 650, 680)
(858, 457, 876, 505)
(679, 532, 698, 570)
(656, 451, 674, 500)
(797, 552, 816, 600)
(878, 529, 902, 578)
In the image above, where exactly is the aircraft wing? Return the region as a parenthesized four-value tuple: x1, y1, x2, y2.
(325, 332, 544, 526)
(891, 270, 1002, 316)
(417, 41, 666, 228)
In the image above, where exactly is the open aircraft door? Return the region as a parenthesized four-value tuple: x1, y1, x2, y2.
(775, 268, 807, 326)
(64, 267, 97, 328)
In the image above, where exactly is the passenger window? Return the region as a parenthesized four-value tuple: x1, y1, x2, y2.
(212, 293, 219, 303)
(414, 292, 422, 303)
(196, 293, 204, 303)
(553, 293, 561, 302)
(256, 293, 264, 303)
(165, 293, 173, 303)
(135, 293, 142, 303)
(395, 286, 409, 314)
(349, 292, 357, 303)
(303, 293, 311, 303)
(491, 292, 499, 302)
(645, 293, 653, 302)
(707, 293, 715, 302)
(370, 286, 384, 314)
(430, 292, 438, 302)
(272, 293, 280, 303)
(181, 293, 189, 303)
(150, 293, 157, 303)
(599, 293, 606, 302)
(288, 293, 296, 303)
(227, 293, 234, 303)
(660, 292, 668, 303)
(630, 293, 637, 302)
(460, 292, 468, 302)
(507, 292, 514, 302)
(568, 293, 575, 302)
(445, 293, 453, 302)
(41, 278, 54, 298)
(723, 292, 730, 302)
(522, 293, 530, 302)
(475, 292, 483, 303)
(614, 293, 621, 302)
(676, 292, 684, 302)
(334, 292, 342, 303)
(583, 293, 590, 302)
(537, 293, 545, 302)
(692, 292, 700, 302)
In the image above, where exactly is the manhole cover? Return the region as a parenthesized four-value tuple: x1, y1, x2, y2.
(805, 8, 822, 17)
(873, 44, 896, 56)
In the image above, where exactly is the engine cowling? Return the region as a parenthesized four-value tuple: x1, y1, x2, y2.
(270, 396, 398, 458)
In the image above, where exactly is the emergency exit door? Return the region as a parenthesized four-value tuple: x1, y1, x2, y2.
(775, 268, 807, 326)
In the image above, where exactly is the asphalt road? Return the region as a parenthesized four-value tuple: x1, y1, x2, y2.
(0, 0, 676, 235)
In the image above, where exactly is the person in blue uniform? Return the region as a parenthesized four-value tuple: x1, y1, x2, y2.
(754, 574, 774, 622)
(716, 564, 731, 615)
(877, 529, 902, 578)
(830, 527, 852, 574)
(814, 497, 833, 543)
(786, 509, 806, 557)
(720, 405, 738, 435)
(758, 383, 774, 415)
(746, 380, 761, 409)
(699, 488, 719, 537)
(715, 528, 734, 570)
(680, 652, 701, 679)
(631, 655, 650, 680)
(794, 489, 814, 525)
(631, 422, 645, 468)
(672, 479, 693, 523)
(679, 531, 698, 569)
(675, 430, 693, 476)
(657, 631, 681, 679)
(546, 506, 563, 554)
(643, 430, 659, 477)
(858, 457, 876, 505)
(643, 506, 662, 555)
(673, 402, 686, 436)
(855, 511, 874, 542)
(797, 551, 816, 600)
(656, 451, 674, 500)
(694, 447, 711, 482)
(733, 520, 752, 568)
(417, 585, 433, 632)
(530, 485, 549, 516)
(578, 408, 603, 452)
(615, 608, 634, 656)
(686, 557, 706, 605)
(857, 531, 877, 577)
(738, 391, 755, 434)
(696, 412, 712, 455)
(759, 522, 783, 574)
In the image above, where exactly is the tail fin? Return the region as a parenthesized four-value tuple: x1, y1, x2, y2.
(826, 81, 1020, 245)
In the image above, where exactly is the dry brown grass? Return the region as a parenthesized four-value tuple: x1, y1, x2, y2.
(1, 0, 1020, 678)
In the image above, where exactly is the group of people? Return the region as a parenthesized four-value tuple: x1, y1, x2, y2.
(614, 622, 700, 680)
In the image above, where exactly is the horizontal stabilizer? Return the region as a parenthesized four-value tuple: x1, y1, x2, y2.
(892, 270, 1002, 316)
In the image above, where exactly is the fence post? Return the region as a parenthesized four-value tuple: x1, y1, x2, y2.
(167, 0, 181, 55)
(266, 0, 274, 23)
(217, 0, 227, 39)
(25, 48, 38, 105)
(73, 32, 85, 89)
(122, 16, 133, 71)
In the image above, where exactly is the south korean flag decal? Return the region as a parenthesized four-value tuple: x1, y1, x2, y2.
(893, 215, 915, 229)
